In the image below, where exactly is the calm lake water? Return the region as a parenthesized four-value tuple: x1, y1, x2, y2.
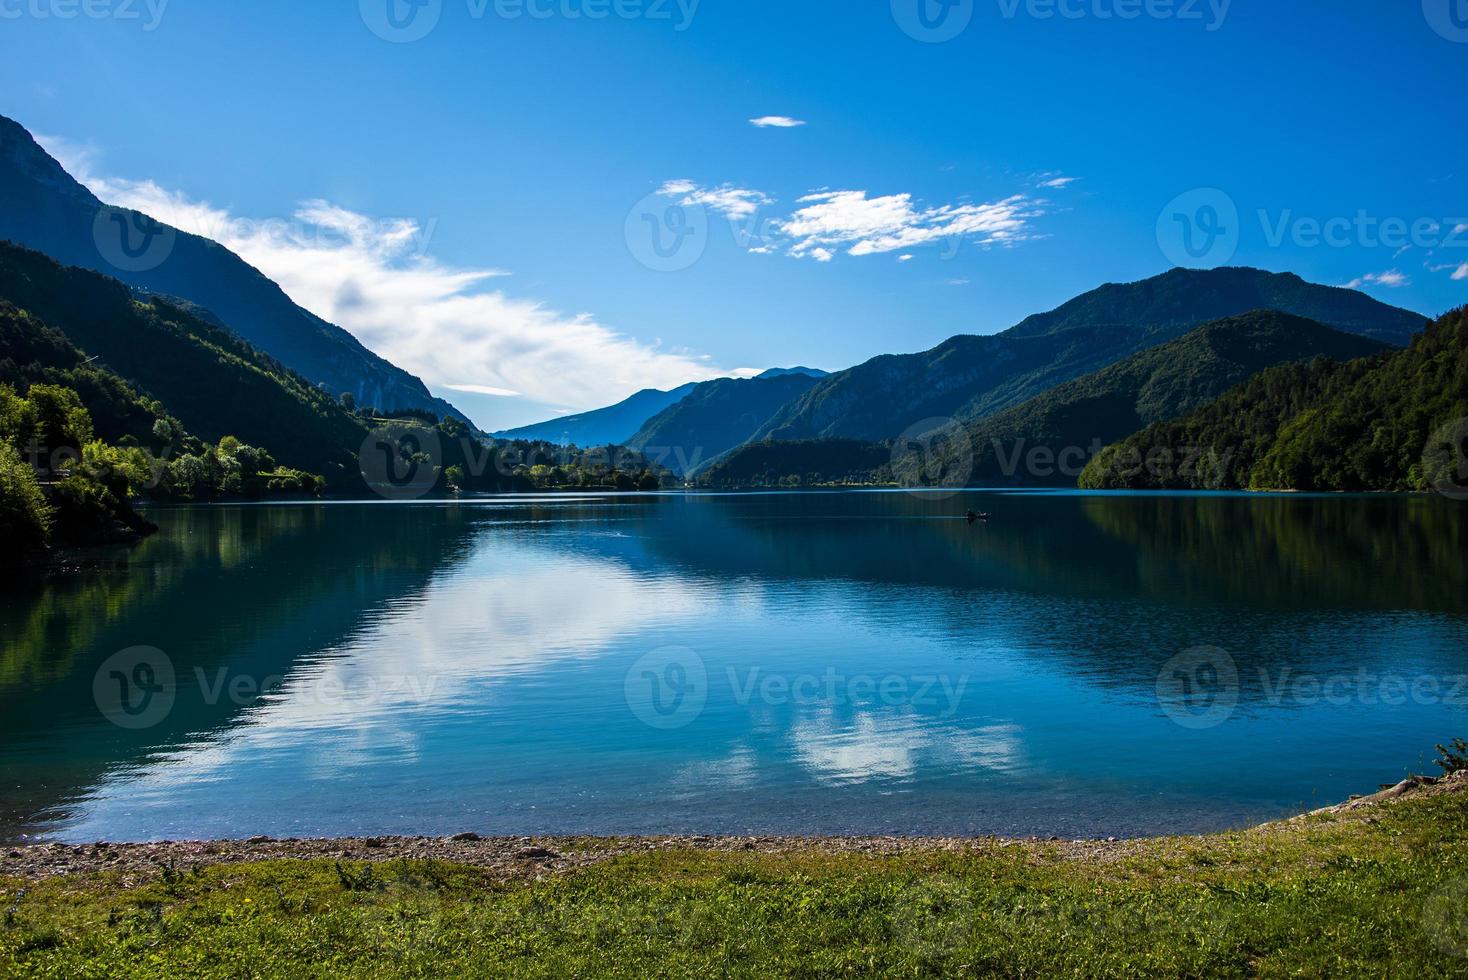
(3, 491, 1467, 843)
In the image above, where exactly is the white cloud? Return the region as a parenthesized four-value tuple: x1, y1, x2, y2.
(1038, 174, 1078, 188)
(1456, 223, 1468, 235)
(443, 383, 522, 398)
(898, 254, 915, 262)
(947, 278, 971, 286)
(1343, 269, 1410, 290)
(789, 712, 1022, 784)
(750, 116, 806, 129)
(1427, 261, 1468, 281)
(780, 190, 1040, 260)
(657, 179, 772, 220)
(45, 140, 739, 424)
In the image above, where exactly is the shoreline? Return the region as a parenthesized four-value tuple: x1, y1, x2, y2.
(6, 772, 1461, 883)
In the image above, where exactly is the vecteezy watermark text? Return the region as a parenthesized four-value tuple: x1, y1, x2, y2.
(892, 0, 1231, 43)
(728, 666, 969, 717)
(996, 0, 1231, 30)
(0, 0, 168, 31)
(1158, 187, 1468, 270)
(1157, 645, 1468, 730)
(623, 646, 972, 730)
(361, 0, 700, 43)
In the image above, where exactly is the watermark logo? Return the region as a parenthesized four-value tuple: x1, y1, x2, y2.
(92, 207, 176, 274)
(1424, 878, 1468, 956)
(890, 876, 978, 961)
(358, 422, 444, 500)
(1157, 188, 1239, 269)
(93, 646, 176, 730)
(360, 0, 443, 42)
(625, 190, 708, 272)
(891, 417, 974, 499)
(625, 646, 707, 730)
(1424, 0, 1468, 42)
(892, 0, 973, 43)
(1424, 418, 1468, 501)
(1156, 645, 1239, 729)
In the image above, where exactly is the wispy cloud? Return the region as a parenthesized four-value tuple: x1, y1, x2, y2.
(1343, 269, 1411, 290)
(780, 190, 1040, 259)
(49, 140, 740, 423)
(1037, 173, 1079, 188)
(750, 116, 806, 129)
(657, 179, 772, 220)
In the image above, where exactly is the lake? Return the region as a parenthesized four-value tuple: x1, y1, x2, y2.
(2, 491, 1466, 843)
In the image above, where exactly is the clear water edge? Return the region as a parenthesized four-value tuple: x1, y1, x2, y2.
(1, 490, 1464, 843)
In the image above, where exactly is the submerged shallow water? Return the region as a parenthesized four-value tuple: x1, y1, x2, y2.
(2, 491, 1466, 842)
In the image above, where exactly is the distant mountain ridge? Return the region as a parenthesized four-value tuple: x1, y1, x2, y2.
(493, 383, 700, 446)
(753, 268, 1427, 447)
(1003, 266, 1423, 343)
(756, 367, 829, 380)
(497, 368, 829, 449)
(0, 113, 470, 427)
(627, 373, 827, 475)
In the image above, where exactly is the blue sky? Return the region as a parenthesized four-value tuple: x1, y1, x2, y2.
(2, 0, 1466, 429)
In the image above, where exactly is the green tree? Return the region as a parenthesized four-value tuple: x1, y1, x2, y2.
(0, 441, 49, 554)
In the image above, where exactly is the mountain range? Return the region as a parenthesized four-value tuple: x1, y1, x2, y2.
(0, 114, 470, 427)
(0, 113, 1447, 504)
(891, 309, 1390, 486)
(513, 266, 1426, 477)
(701, 310, 1394, 488)
(751, 267, 1425, 448)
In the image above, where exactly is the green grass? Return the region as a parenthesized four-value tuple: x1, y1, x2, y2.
(5, 793, 1468, 978)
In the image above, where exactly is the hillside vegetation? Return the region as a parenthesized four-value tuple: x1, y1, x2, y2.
(696, 439, 893, 488)
(895, 310, 1388, 487)
(0, 242, 367, 486)
(1081, 306, 1468, 492)
(0, 305, 325, 569)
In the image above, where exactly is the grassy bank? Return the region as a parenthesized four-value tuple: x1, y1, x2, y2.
(4, 786, 1468, 978)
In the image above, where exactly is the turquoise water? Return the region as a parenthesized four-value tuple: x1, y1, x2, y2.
(2, 491, 1467, 842)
